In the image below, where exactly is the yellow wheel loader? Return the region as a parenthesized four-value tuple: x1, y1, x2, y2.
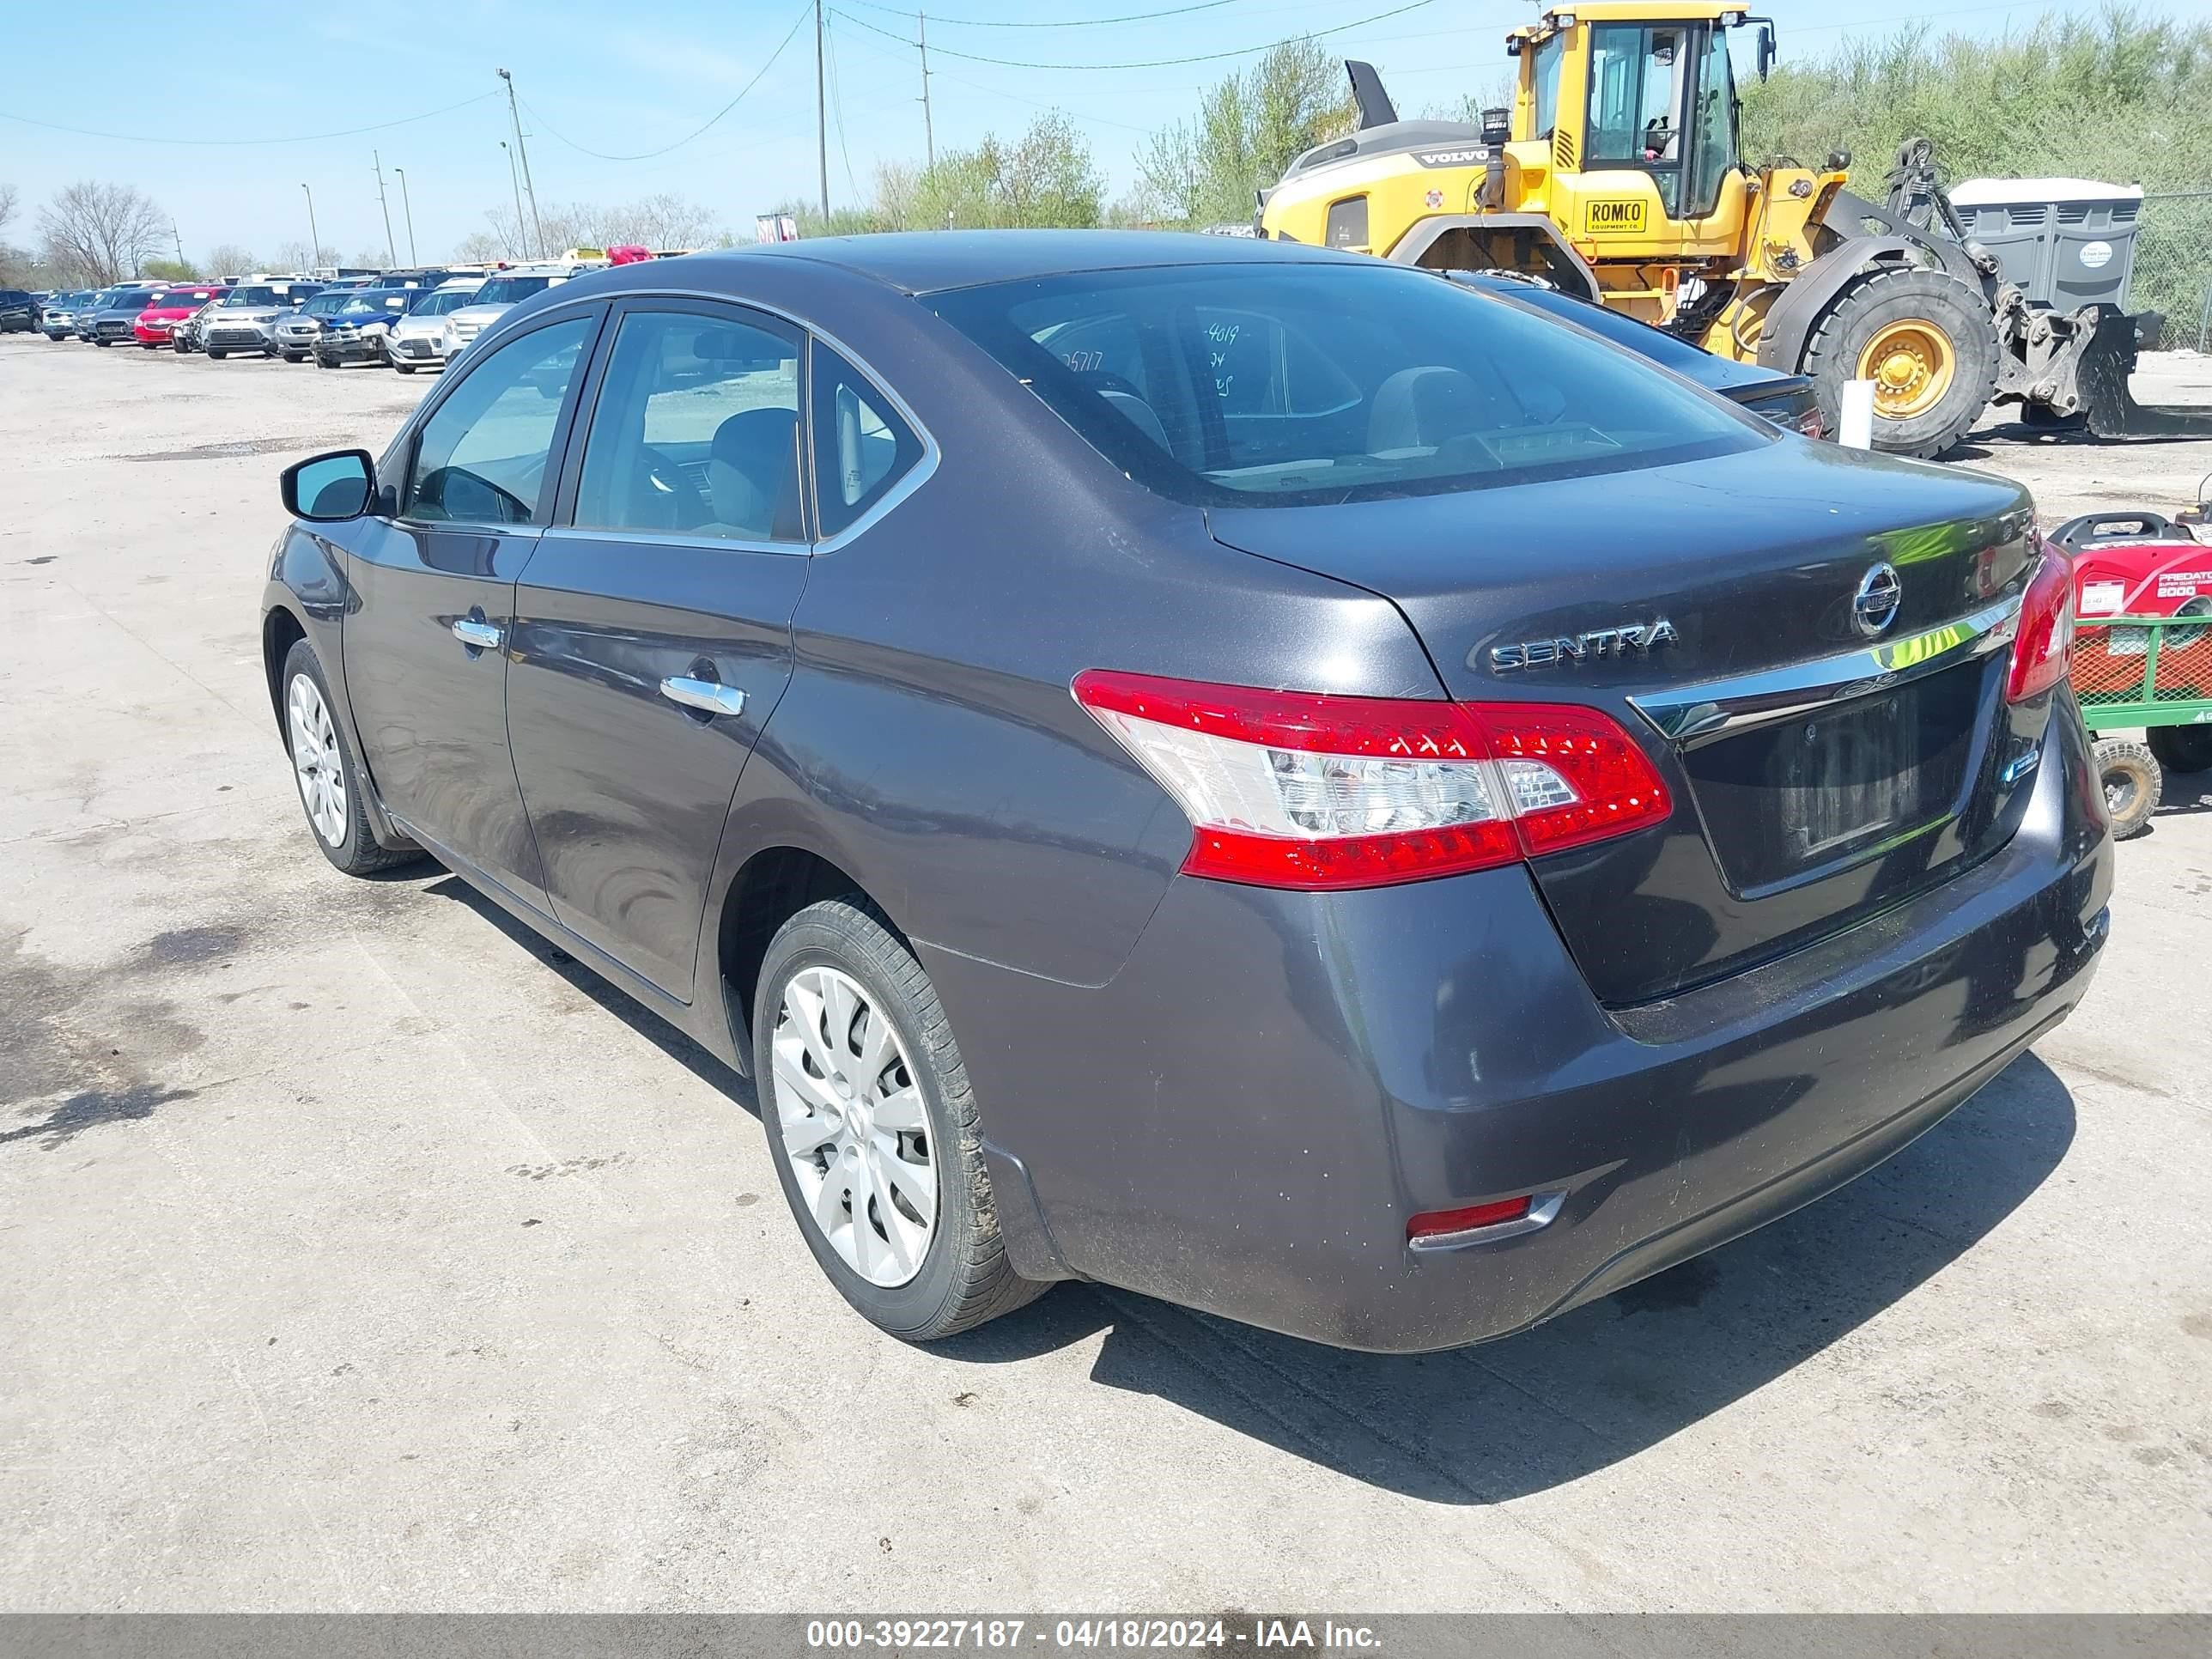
(1258, 4, 2212, 457)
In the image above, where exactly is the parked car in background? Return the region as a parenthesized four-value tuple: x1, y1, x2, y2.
(0, 289, 38, 332)
(1448, 270, 1826, 437)
(87, 285, 170, 345)
(133, 283, 227, 348)
(173, 297, 218, 353)
(203, 281, 324, 359)
(383, 278, 484, 373)
(313, 289, 414, 368)
(38, 290, 98, 340)
(271, 289, 365, 362)
(439, 263, 592, 362)
(260, 234, 2107, 1352)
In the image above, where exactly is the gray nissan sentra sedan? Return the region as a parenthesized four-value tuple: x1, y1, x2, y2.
(260, 232, 2110, 1352)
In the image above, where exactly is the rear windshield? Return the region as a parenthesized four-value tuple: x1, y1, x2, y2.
(472, 274, 556, 305)
(410, 287, 480, 315)
(929, 261, 1765, 507)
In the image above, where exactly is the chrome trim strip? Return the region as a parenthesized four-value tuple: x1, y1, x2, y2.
(1407, 1191, 1565, 1254)
(542, 526, 810, 559)
(1628, 592, 2022, 749)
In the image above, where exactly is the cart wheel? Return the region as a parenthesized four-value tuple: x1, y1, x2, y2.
(2094, 738, 2161, 839)
(2147, 723, 2212, 775)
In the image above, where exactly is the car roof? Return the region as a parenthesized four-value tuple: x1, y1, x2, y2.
(664, 230, 1361, 296)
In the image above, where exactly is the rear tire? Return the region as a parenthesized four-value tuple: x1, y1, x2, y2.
(1801, 265, 2000, 459)
(280, 639, 424, 877)
(2094, 738, 2160, 839)
(2147, 724, 2212, 776)
(752, 897, 1048, 1343)
(207, 349, 225, 360)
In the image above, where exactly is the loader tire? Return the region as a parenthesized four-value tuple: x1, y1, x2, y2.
(1801, 266, 1999, 459)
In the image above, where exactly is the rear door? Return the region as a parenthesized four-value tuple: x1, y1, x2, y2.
(505, 300, 811, 1000)
(340, 308, 603, 907)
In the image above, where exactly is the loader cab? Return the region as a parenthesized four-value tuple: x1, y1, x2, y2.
(1512, 5, 1766, 227)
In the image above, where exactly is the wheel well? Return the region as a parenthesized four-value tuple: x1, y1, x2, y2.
(262, 606, 306, 736)
(718, 848, 896, 1052)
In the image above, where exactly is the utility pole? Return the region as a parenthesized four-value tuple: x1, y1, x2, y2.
(500, 141, 526, 258)
(171, 220, 186, 269)
(814, 0, 829, 220)
(919, 11, 934, 171)
(496, 69, 545, 258)
(301, 183, 321, 272)
(372, 150, 397, 267)
(393, 167, 418, 264)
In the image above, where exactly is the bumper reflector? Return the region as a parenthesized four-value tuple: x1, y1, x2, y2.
(1410, 1195, 1532, 1238)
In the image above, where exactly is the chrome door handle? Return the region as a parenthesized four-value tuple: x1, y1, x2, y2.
(451, 617, 504, 650)
(660, 677, 747, 717)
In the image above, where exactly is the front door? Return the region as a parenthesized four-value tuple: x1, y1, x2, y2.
(505, 301, 811, 1000)
(341, 309, 601, 906)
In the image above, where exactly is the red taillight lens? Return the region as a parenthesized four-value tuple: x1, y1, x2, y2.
(1794, 404, 1826, 440)
(2008, 550, 2074, 703)
(1071, 671, 1672, 890)
(1409, 1195, 1533, 1239)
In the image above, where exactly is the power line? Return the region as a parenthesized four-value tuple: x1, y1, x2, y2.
(829, 19, 1161, 134)
(830, 0, 1441, 71)
(0, 90, 500, 147)
(825, 16, 862, 197)
(522, 0, 814, 163)
(838, 0, 1242, 27)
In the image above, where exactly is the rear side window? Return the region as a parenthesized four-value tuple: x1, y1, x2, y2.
(929, 262, 1762, 508)
(810, 343, 924, 538)
(573, 308, 804, 543)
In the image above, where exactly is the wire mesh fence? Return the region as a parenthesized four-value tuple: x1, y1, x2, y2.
(2136, 191, 2212, 354)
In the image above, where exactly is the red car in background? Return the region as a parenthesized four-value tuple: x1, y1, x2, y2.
(134, 284, 228, 347)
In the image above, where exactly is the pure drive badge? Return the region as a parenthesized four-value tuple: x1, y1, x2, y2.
(1487, 619, 1679, 672)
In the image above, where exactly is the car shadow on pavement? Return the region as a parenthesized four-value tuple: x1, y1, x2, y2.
(946, 1052, 2077, 1503)
(422, 875, 753, 1103)
(421, 872, 2075, 1503)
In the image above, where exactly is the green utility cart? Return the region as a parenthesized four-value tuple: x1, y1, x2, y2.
(2073, 611, 2212, 837)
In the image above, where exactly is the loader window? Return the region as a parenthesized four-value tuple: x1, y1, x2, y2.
(1531, 34, 1563, 137)
(1683, 27, 1740, 220)
(1586, 22, 1689, 216)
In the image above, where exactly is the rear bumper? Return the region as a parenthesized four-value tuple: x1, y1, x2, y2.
(920, 699, 2112, 1352)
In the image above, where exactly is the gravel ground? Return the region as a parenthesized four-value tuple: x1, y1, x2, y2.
(2, 332, 2209, 1613)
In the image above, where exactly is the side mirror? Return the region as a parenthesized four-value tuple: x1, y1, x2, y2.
(282, 449, 375, 521)
(1758, 24, 1777, 81)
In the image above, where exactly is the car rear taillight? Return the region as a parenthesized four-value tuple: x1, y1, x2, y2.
(1071, 671, 1672, 890)
(2008, 550, 2073, 703)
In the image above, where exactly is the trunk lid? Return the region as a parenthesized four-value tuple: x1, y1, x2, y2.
(1207, 441, 2046, 1003)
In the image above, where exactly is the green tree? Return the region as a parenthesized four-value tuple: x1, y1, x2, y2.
(1133, 39, 1356, 228)
(140, 257, 200, 282)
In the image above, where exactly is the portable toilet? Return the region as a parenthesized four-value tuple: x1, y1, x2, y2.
(1948, 178, 2145, 311)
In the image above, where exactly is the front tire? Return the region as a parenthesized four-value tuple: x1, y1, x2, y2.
(1801, 265, 2000, 459)
(753, 898, 1047, 1342)
(280, 640, 423, 877)
(207, 349, 226, 360)
(2094, 737, 2161, 839)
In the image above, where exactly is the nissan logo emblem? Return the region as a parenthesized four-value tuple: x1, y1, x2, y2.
(1853, 562, 1903, 636)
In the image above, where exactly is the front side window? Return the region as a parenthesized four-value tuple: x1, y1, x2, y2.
(930, 262, 1762, 510)
(810, 345, 924, 539)
(1586, 22, 1689, 214)
(573, 308, 804, 542)
(401, 315, 592, 526)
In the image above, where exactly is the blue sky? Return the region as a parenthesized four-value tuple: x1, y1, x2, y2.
(0, 0, 2139, 264)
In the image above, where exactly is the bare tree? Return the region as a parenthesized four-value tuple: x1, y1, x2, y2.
(204, 242, 260, 279)
(36, 180, 168, 284)
(0, 182, 19, 240)
(273, 240, 340, 274)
